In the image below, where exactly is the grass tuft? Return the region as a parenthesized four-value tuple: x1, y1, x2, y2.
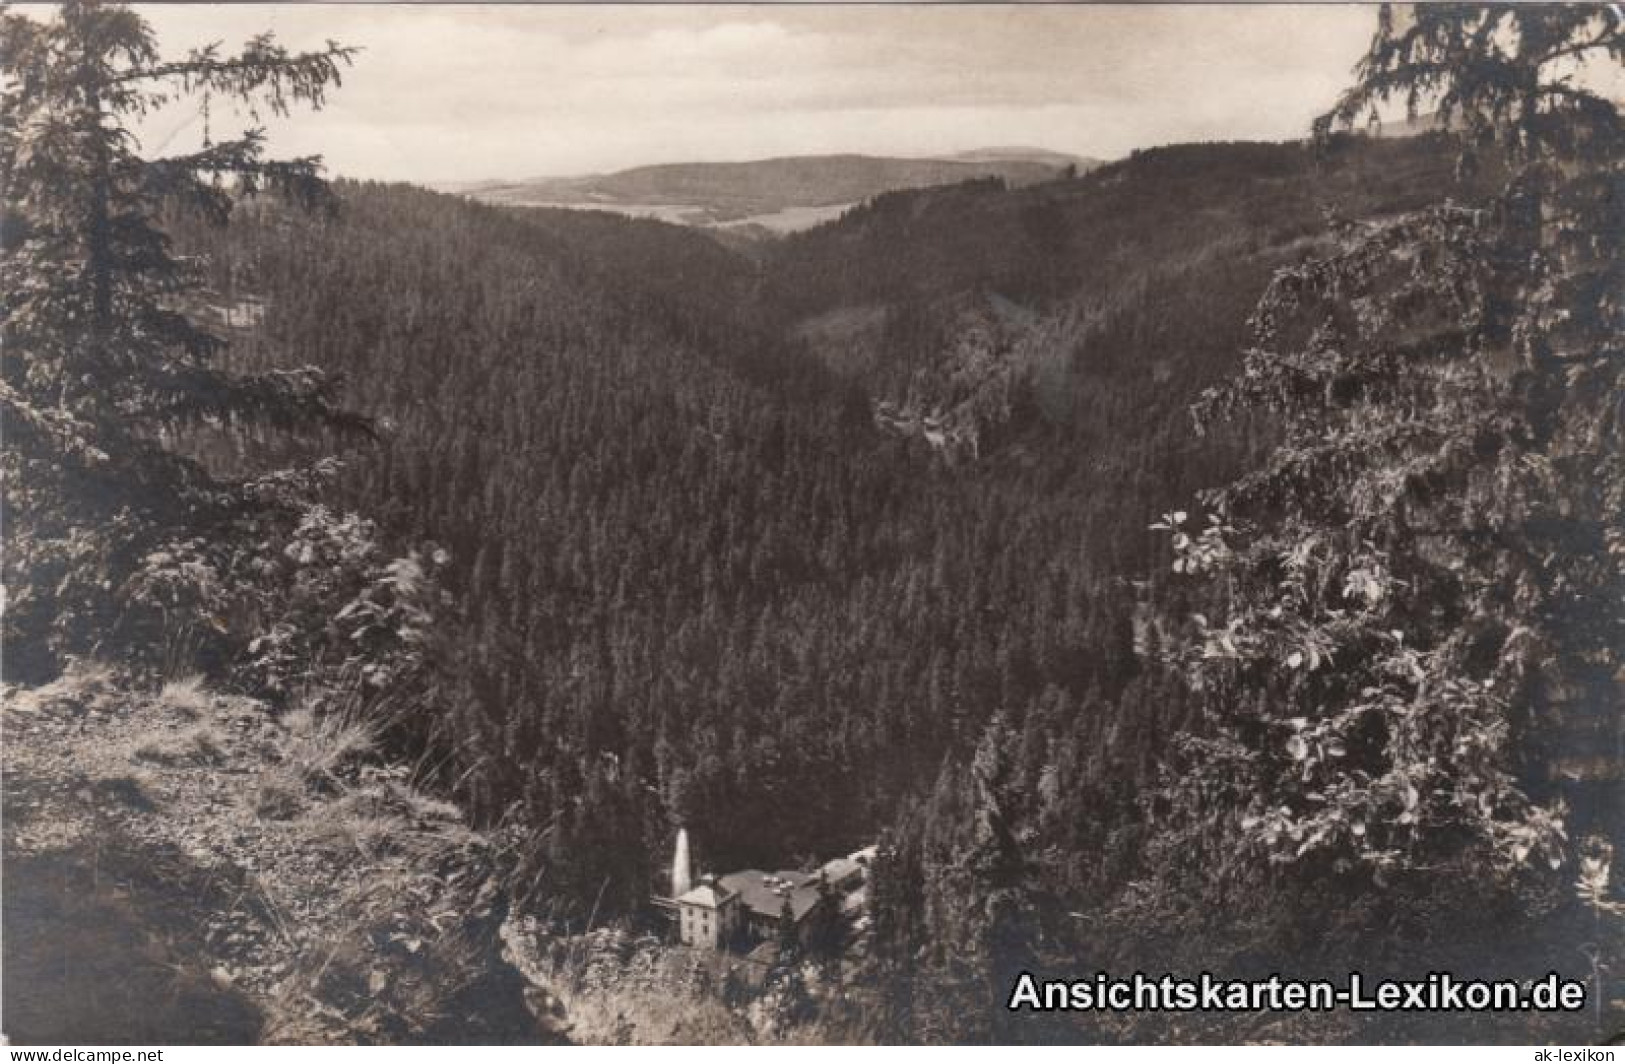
(158, 674, 212, 719)
(280, 703, 375, 789)
(128, 723, 227, 766)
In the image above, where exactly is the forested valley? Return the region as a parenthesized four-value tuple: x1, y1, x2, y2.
(165, 135, 1462, 900)
(5, 2, 1622, 1045)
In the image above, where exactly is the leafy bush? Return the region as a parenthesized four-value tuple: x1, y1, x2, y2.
(1150, 6, 1625, 937)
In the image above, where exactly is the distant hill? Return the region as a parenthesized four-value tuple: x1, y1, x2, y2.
(1363, 110, 1462, 139)
(943, 146, 1093, 168)
(445, 151, 1101, 232)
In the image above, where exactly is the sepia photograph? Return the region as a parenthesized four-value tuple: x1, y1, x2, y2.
(2, 0, 1623, 1048)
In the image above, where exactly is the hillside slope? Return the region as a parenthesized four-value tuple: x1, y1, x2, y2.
(761, 135, 1480, 371)
(2, 666, 547, 1044)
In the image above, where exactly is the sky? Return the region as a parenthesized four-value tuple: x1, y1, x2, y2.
(126, 4, 1385, 184)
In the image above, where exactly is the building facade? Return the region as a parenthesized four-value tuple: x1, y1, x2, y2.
(674, 876, 742, 948)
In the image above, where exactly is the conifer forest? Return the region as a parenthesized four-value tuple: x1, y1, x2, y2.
(3, 1, 1622, 1046)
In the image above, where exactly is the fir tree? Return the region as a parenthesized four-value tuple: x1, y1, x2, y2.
(964, 714, 1041, 1041)
(2, 1, 362, 674)
(807, 871, 845, 968)
(776, 894, 800, 963)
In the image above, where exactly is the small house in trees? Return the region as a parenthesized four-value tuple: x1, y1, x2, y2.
(667, 830, 875, 952)
(672, 848, 876, 951)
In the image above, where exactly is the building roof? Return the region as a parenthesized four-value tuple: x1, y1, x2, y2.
(675, 879, 737, 909)
(820, 857, 863, 885)
(719, 869, 822, 923)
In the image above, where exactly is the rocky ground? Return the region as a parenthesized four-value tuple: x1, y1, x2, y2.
(2, 664, 546, 1045)
(497, 918, 874, 1045)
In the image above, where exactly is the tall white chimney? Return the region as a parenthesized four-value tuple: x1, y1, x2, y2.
(672, 826, 693, 897)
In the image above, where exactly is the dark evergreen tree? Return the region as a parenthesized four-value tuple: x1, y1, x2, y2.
(776, 894, 800, 964)
(806, 871, 845, 968)
(1, 0, 360, 675)
(866, 827, 924, 1036)
(963, 715, 1042, 1042)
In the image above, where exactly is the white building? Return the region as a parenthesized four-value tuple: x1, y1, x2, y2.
(674, 875, 743, 949)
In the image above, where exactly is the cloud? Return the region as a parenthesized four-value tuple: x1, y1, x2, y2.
(128, 4, 1379, 182)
